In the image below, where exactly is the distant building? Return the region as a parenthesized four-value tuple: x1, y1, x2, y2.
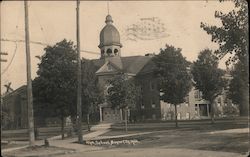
(2, 85, 28, 129)
(160, 73, 238, 120)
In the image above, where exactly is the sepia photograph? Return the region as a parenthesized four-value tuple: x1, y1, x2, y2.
(0, 0, 249, 157)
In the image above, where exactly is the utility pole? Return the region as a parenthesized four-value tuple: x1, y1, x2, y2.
(0, 1, 8, 152)
(24, 0, 35, 146)
(0, 51, 7, 154)
(76, 0, 83, 143)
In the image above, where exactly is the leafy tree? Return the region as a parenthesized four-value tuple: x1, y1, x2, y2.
(107, 75, 140, 132)
(201, 0, 248, 64)
(222, 104, 239, 117)
(228, 60, 249, 116)
(201, 0, 249, 116)
(153, 44, 192, 127)
(191, 49, 226, 123)
(33, 39, 77, 139)
(81, 59, 104, 131)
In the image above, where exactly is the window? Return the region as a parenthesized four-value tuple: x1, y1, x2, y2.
(114, 49, 118, 55)
(177, 113, 181, 120)
(195, 104, 198, 113)
(217, 102, 221, 107)
(152, 114, 156, 120)
(150, 81, 155, 90)
(152, 104, 156, 108)
(101, 50, 105, 55)
(107, 49, 112, 56)
(186, 113, 190, 119)
(107, 63, 113, 71)
(194, 91, 199, 99)
(194, 90, 202, 100)
(151, 99, 156, 108)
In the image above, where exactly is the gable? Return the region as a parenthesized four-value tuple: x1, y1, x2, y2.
(95, 61, 121, 75)
(92, 55, 155, 76)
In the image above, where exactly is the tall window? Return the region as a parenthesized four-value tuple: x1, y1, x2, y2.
(186, 113, 190, 119)
(150, 81, 155, 90)
(217, 97, 221, 107)
(152, 114, 156, 120)
(107, 48, 112, 56)
(114, 49, 118, 55)
(194, 90, 202, 100)
(177, 113, 181, 120)
(107, 63, 113, 71)
(151, 99, 156, 108)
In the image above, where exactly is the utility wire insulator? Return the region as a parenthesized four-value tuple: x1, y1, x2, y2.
(0, 52, 8, 55)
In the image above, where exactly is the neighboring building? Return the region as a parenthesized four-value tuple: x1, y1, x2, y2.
(2, 85, 28, 129)
(160, 73, 238, 120)
(2, 85, 69, 129)
(92, 15, 161, 122)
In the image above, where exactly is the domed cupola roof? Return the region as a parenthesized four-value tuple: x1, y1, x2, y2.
(98, 15, 122, 48)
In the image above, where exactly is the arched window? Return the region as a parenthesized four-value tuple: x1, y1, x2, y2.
(107, 49, 112, 56)
(101, 50, 105, 55)
(114, 49, 118, 55)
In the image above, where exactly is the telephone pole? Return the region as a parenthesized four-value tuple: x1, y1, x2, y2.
(24, 0, 35, 146)
(76, 0, 83, 143)
(0, 1, 8, 152)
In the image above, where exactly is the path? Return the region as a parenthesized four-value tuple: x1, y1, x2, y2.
(1, 123, 113, 153)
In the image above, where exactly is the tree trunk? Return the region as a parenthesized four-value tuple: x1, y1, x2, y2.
(87, 113, 90, 131)
(61, 116, 65, 140)
(124, 107, 128, 133)
(210, 100, 215, 124)
(174, 104, 178, 127)
(239, 88, 249, 116)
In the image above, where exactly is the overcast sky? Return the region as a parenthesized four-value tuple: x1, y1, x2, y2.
(1, 0, 235, 91)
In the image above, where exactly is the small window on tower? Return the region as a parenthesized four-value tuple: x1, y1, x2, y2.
(107, 49, 112, 56)
(114, 49, 118, 55)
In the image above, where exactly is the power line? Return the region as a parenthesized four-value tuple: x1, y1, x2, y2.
(1, 15, 20, 75)
(1, 41, 18, 75)
(1, 38, 47, 46)
(30, 2, 49, 44)
(0, 38, 100, 55)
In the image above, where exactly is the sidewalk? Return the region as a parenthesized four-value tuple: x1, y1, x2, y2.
(1, 128, 186, 153)
(1, 123, 112, 153)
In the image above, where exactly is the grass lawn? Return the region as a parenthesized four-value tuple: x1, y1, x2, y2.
(98, 119, 248, 154)
(2, 145, 75, 157)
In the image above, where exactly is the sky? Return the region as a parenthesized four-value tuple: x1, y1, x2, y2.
(1, 0, 235, 91)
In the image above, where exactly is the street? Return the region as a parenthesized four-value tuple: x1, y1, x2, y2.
(2, 118, 249, 157)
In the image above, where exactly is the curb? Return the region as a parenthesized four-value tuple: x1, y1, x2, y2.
(2, 145, 29, 153)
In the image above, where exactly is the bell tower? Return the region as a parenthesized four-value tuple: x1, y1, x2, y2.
(98, 15, 122, 59)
